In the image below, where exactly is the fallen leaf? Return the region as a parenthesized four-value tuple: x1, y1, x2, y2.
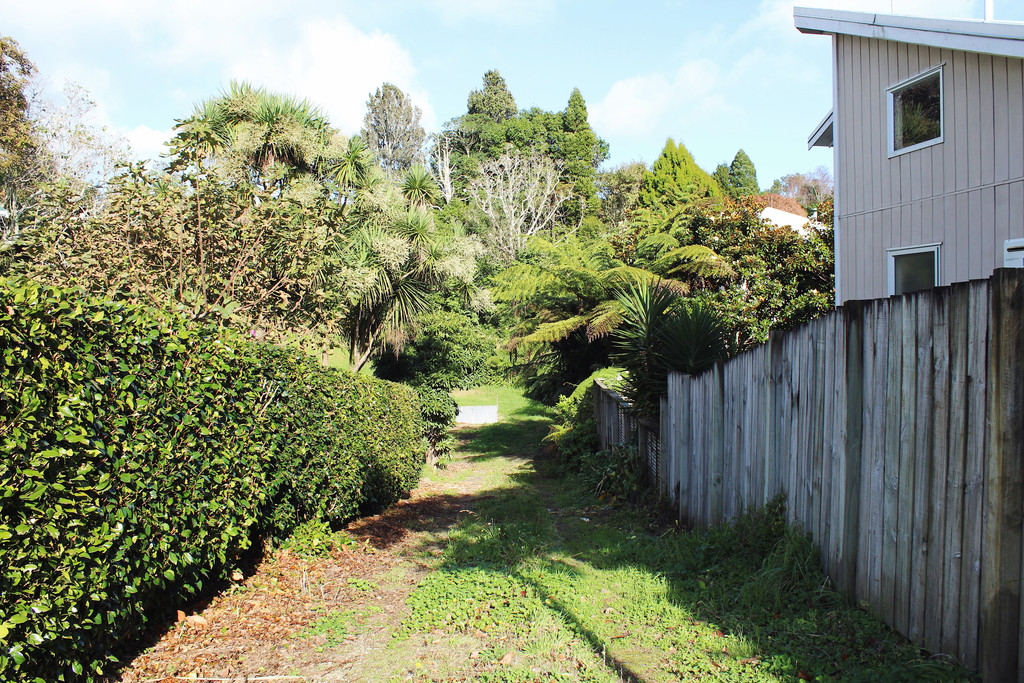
(797, 671, 814, 680)
(185, 615, 209, 628)
(499, 652, 515, 665)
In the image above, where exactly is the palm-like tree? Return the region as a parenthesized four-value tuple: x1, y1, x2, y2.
(170, 81, 334, 190)
(611, 280, 727, 416)
(341, 208, 479, 371)
(401, 165, 439, 209)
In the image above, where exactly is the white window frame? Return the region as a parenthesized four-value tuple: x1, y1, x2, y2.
(887, 242, 942, 296)
(887, 64, 944, 158)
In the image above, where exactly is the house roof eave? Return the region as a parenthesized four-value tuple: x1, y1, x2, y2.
(808, 110, 834, 149)
(794, 6, 1024, 59)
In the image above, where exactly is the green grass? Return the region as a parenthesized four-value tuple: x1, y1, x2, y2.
(450, 385, 555, 462)
(451, 384, 533, 418)
(395, 385, 974, 681)
(323, 347, 375, 375)
(298, 605, 383, 651)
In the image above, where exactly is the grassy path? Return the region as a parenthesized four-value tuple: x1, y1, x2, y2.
(120, 391, 969, 682)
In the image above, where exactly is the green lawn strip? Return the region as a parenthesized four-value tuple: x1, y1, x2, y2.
(396, 385, 971, 681)
(452, 385, 529, 414)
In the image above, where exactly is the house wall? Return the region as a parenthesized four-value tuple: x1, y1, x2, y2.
(835, 35, 1024, 303)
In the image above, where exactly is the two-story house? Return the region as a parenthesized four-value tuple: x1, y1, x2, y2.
(795, 8, 1024, 305)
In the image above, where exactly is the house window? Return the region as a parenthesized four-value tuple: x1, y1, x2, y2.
(888, 65, 943, 156)
(888, 243, 941, 296)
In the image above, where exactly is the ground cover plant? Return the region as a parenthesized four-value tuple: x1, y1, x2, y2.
(118, 384, 972, 682)
(0, 278, 425, 681)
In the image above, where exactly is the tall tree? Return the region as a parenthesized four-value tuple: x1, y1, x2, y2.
(556, 88, 605, 223)
(450, 70, 522, 164)
(360, 82, 426, 175)
(636, 139, 721, 210)
(1, 43, 128, 257)
(768, 166, 834, 210)
(712, 163, 732, 197)
(170, 81, 335, 191)
(467, 70, 517, 122)
(426, 131, 456, 204)
(342, 208, 481, 371)
(469, 152, 570, 263)
(598, 162, 646, 230)
(728, 149, 759, 197)
(0, 36, 35, 177)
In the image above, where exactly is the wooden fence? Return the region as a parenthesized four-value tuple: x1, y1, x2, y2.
(592, 382, 662, 489)
(594, 269, 1024, 680)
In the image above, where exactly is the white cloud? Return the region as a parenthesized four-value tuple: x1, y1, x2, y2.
(124, 125, 173, 163)
(424, 0, 555, 25)
(5, 2, 435, 138)
(590, 60, 728, 141)
(225, 18, 434, 135)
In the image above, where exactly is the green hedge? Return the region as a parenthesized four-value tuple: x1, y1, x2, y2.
(0, 279, 424, 680)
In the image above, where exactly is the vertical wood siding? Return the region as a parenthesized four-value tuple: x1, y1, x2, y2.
(835, 36, 1024, 303)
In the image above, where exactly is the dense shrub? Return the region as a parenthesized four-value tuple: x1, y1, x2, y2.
(545, 367, 622, 467)
(414, 385, 459, 464)
(374, 309, 506, 391)
(0, 278, 424, 680)
(255, 344, 424, 532)
(374, 309, 502, 462)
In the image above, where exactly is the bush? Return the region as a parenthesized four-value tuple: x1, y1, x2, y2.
(577, 443, 646, 501)
(413, 385, 458, 464)
(255, 344, 424, 531)
(374, 309, 502, 464)
(545, 367, 622, 467)
(0, 278, 424, 680)
(374, 309, 506, 391)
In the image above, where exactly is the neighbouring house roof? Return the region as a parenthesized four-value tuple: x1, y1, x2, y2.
(760, 206, 814, 236)
(794, 7, 1024, 58)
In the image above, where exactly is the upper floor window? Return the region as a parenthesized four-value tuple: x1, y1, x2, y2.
(887, 65, 943, 156)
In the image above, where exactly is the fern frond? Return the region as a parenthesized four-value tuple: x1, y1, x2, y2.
(491, 265, 560, 300)
(654, 245, 737, 279)
(521, 315, 588, 344)
(586, 300, 624, 340)
(602, 265, 660, 288)
(637, 232, 679, 257)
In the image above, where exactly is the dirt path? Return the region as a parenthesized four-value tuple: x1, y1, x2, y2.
(116, 414, 969, 683)
(118, 431, 556, 682)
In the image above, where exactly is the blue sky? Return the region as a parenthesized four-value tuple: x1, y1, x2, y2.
(6, 0, 1019, 187)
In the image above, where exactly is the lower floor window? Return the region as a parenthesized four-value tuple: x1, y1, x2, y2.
(888, 243, 941, 296)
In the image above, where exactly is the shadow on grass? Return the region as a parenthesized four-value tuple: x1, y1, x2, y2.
(346, 492, 482, 551)
(454, 410, 554, 462)
(422, 454, 974, 683)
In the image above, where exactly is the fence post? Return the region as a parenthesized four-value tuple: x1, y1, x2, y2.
(659, 396, 669, 497)
(839, 302, 864, 598)
(980, 269, 1024, 682)
(709, 361, 726, 525)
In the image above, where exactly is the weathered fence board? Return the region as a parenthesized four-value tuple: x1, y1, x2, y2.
(592, 269, 1024, 679)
